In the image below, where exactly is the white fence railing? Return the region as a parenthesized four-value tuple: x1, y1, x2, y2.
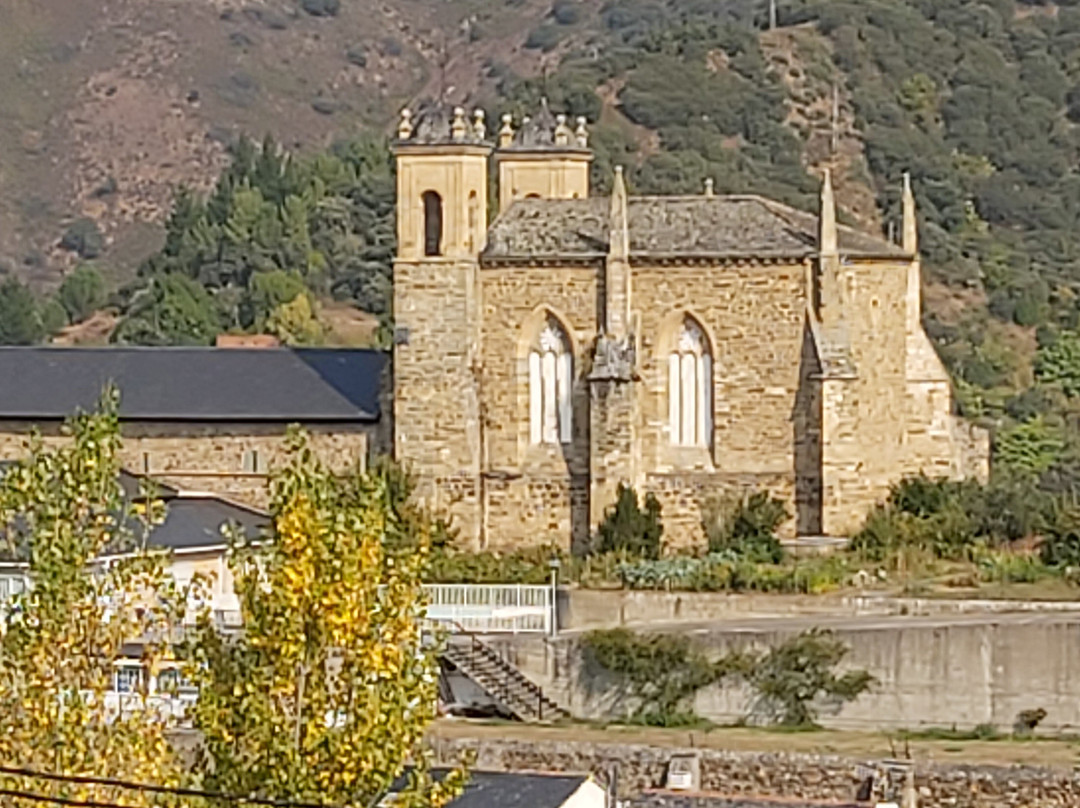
(423, 584, 552, 634)
(0, 574, 554, 636)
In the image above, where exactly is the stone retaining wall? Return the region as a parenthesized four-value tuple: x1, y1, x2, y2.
(430, 735, 1080, 807)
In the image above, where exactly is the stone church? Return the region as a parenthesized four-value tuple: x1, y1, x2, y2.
(392, 102, 989, 550)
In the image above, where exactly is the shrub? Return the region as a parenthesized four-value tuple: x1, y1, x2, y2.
(552, 0, 581, 25)
(1040, 497, 1080, 568)
(723, 629, 875, 727)
(525, 24, 563, 51)
(995, 417, 1065, 475)
(595, 484, 663, 559)
(58, 265, 107, 323)
(39, 298, 69, 335)
(0, 278, 44, 345)
(704, 491, 788, 563)
(582, 628, 720, 726)
(300, 0, 340, 17)
(59, 218, 104, 260)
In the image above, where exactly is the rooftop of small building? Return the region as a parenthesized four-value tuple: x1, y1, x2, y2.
(389, 770, 596, 808)
(483, 194, 908, 262)
(0, 346, 386, 422)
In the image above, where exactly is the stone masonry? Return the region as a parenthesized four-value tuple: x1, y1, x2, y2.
(392, 101, 990, 550)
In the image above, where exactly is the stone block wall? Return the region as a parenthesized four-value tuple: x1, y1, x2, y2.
(429, 735, 1080, 808)
(0, 421, 376, 508)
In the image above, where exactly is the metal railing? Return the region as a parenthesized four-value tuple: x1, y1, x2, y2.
(423, 584, 552, 634)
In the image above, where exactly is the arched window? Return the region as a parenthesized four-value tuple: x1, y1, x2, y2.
(423, 191, 443, 256)
(668, 318, 712, 447)
(529, 317, 573, 445)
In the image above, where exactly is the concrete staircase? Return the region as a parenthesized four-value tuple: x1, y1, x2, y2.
(443, 634, 567, 722)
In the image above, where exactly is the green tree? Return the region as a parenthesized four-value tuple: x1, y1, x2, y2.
(595, 483, 663, 559)
(0, 278, 43, 344)
(112, 274, 222, 345)
(58, 265, 107, 323)
(0, 392, 185, 803)
(185, 431, 467, 806)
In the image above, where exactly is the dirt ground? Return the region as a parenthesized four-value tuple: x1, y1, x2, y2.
(430, 719, 1080, 770)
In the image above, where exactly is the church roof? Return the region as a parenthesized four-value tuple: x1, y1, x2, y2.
(0, 347, 385, 422)
(482, 195, 906, 262)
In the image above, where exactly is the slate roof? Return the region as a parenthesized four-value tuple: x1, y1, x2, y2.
(391, 771, 592, 808)
(0, 464, 267, 555)
(0, 348, 385, 422)
(483, 196, 906, 261)
(141, 495, 267, 552)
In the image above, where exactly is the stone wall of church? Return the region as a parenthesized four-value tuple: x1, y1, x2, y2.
(0, 421, 378, 508)
(476, 264, 600, 550)
(631, 259, 810, 547)
(819, 259, 910, 536)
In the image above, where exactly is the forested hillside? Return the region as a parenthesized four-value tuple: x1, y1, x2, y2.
(6, 0, 1080, 482)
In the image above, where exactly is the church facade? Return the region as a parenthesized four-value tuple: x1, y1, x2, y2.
(391, 103, 989, 551)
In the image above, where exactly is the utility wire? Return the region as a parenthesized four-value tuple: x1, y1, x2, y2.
(0, 786, 132, 808)
(0, 766, 338, 808)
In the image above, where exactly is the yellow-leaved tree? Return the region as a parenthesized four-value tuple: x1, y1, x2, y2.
(0, 392, 186, 805)
(186, 430, 467, 806)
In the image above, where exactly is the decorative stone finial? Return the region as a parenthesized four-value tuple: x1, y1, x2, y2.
(819, 168, 838, 256)
(554, 113, 572, 146)
(575, 116, 589, 147)
(398, 108, 413, 140)
(902, 171, 918, 254)
(499, 113, 514, 147)
(704, 178, 715, 197)
(451, 106, 467, 141)
(473, 109, 486, 141)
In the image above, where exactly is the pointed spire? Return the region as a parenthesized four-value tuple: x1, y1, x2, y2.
(902, 172, 918, 255)
(819, 168, 838, 256)
(704, 178, 715, 197)
(610, 166, 629, 260)
(398, 108, 413, 141)
(575, 116, 589, 148)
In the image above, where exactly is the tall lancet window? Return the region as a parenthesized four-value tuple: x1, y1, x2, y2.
(668, 318, 713, 448)
(529, 318, 573, 445)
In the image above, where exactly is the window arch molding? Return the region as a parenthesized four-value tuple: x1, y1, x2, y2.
(518, 306, 577, 447)
(656, 311, 716, 450)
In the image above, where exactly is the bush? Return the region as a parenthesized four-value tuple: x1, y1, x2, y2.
(59, 218, 104, 260)
(525, 24, 563, 51)
(58, 265, 107, 323)
(300, 0, 340, 17)
(1040, 497, 1080, 568)
(552, 0, 581, 25)
(0, 278, 44, 345)
(595, 484, 663, 559)
(582, 628, 721, 726)
(39, 298, 69, 335)
(723, 629, 875, 727)
(704, 491, 788, 563)
(615, 554, 849, 594)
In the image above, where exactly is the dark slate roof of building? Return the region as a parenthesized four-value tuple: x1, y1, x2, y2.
(391, 771, 591, 808)
(142, 495, 267, 551)
(483, 196, 906, 261)
(0, 347, 385, 422)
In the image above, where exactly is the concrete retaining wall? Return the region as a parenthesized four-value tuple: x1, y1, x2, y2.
(502, 614, 1080, 732)
(559, 589, 1080, 631)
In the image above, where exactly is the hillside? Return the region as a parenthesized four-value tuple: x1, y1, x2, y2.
(6, 0, 1080, 482)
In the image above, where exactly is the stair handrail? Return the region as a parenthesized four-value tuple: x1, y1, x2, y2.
(445, 621, 555, 720)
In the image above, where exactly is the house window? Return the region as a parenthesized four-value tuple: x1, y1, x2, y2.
(114, 665, 143, 694)
(423, 191, 443, 256)
(668, 318, 713, 447)
(242, 449, 266, 474)
(529, 318, 573, 445)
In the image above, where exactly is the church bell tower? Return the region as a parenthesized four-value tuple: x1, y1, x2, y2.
(392, 103, 493, 547)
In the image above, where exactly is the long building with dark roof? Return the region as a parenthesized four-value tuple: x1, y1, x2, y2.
(0, 347, 387, 507)
(391, 101, 990, 548)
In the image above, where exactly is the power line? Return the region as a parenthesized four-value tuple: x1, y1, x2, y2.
(0, 786, 131, 808)
(0, 766, 337, 808)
